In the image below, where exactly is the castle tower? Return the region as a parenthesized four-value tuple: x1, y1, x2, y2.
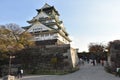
(22, 3, 79, 68)
(23, 3, 71, 45)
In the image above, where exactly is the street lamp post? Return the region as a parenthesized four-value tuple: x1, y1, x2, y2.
(8, 54, 15, 75)
(8, 55, 12, 75)
(7, 46, 15, 75)
(2, 53, 15, 80)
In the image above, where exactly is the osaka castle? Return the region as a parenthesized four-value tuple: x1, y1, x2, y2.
(23, 3, 71, 45)
(23, 3, 79, 68)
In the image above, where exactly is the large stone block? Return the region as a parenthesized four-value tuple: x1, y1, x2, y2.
(2, 75, 15, 80)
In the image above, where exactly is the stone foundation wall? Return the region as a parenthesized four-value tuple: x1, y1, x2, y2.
(12, 44, 79, 74)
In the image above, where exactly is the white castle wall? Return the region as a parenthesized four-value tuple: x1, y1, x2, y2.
(35, 11, 49, 19)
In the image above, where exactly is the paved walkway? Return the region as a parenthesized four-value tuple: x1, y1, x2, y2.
(1, 63, 120, 80)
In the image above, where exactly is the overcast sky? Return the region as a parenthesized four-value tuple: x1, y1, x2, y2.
(0, 0, 120, 52)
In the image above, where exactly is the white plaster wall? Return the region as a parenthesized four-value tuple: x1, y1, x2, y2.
(60, 30, 66, 36)
(27, 22, 69, 43)
(34, 33, 65, 42)
(34, 11, 49, 20)
(53, 25, 58, 29)
(29, 28, 70, 44)
(27, 21, 51, 32)
(60, 23, 66, 30)
(46, 19, 56, 23)
(70, 48, 79, 68)
(55, 14, 59, 22)
(33, 33, 58, 41)
(57, 33, 70, 44)
(33, 32, 69, 43)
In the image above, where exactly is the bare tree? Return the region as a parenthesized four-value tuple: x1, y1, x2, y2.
(88, 43, 105, 53)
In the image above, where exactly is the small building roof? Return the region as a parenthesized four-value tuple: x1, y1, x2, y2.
(41, 3, 51, 9)
(36, 3, 60, 16)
